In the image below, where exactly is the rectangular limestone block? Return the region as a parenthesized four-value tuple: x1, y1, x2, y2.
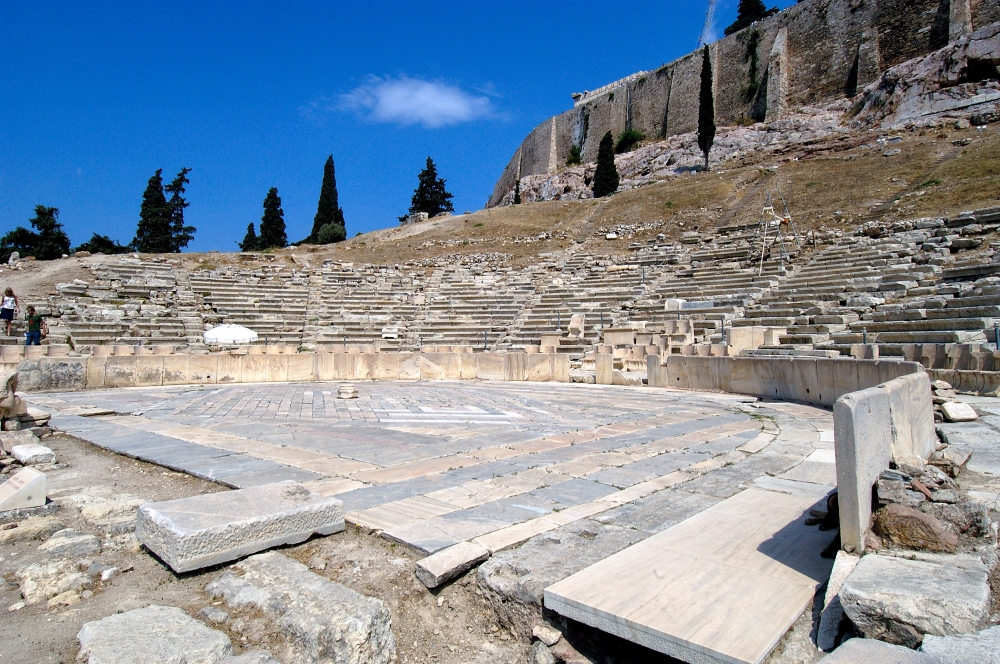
(415, 541, 490, 588)
(136, 481, 345, 573)
(834, 386, 892, 553)
(0, 467, 46, 512)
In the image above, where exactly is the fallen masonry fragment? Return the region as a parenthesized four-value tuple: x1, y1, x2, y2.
(136, 480, 344, 573)
(206, 551, 396, 664)
(77, 604, 233, 664)
(415, 540, 491, 588)
(818, 637, 945, 663)
(839, 553, 990, 647)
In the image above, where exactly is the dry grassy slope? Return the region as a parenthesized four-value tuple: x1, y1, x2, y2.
(20, 124, 995, 280)
(300, 124, 998, 266)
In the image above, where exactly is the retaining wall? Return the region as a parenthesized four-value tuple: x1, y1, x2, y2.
(488, 0, 993, 205)
(14, 352, 571, 392)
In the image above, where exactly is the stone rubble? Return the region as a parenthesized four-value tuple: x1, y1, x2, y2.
(205, 551, 396, 664)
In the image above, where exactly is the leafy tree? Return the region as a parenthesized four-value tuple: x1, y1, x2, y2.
(591, 131, 620, 198)
(566, 144, 582, 165)
(0, 205, 71, 262)
(724, 0, 778, 36)
(403, 157, 454, 220)
(165, 167, 195, 252)
(513, 180, 521, 205)
(75, 233, 130, 255)
(239, 223, 259, 252)
(133, 169, 171, 253)
(317, 223, 346, 244)
(698, 45, 717, 171)
(258, 188, 288, 249)
(309, 155, 345, 242)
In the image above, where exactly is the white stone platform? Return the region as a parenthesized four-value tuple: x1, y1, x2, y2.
(544, 477, 836, 664)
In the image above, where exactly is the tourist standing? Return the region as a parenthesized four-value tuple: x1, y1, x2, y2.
(24, 305, 45, 346)
(1, 288, 19, 336)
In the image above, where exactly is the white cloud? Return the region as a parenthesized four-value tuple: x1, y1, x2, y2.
(338, 76, 493, 128)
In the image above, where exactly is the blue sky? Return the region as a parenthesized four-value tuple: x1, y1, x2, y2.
(0, 0, 795, 252)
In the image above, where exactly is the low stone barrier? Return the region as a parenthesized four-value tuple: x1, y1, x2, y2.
(15, 351, 571, 391)
(646, 354, 921, 406)
(645, 354, 935, 555)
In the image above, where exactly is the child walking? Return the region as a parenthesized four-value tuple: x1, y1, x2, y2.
(24, 306, 45, 346)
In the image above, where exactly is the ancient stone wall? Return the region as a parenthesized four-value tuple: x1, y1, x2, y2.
(489, 0, 1000, 206)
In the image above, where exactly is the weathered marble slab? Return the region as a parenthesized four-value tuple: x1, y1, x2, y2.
(136, 481, 344, 572)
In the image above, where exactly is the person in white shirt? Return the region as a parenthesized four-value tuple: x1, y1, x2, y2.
(1, 288, 19, 336)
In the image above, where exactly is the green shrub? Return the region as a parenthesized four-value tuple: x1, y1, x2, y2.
(317, 223, 346, 244)
(615, 129, 645, 154)
(567, 145, 582, 166)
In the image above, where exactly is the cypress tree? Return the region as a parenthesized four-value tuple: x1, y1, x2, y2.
(698, 45, 717, 171)
(258, 187, 288, 249)
(591, 131, 619, 198)
(724, 0, 778, 36)
(239, 223, 259, 252)
(133, 169, 172, 253)
(513, 180, 521, 205)
(165, 167, 195, 252)
(310, 155, 345, 242)
(405, 157, 454, 219)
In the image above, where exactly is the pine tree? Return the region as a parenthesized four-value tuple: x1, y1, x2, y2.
(133, 170, 172, 253)
(239, 223, 259, 252)
(29, 206, 71, 260)
(165, 167, 195, 252)
(309, 155, 345, 242)
(404, 157, 454, 219)
(698, 45, 717, 171)
(258, 188, 287, 249)
(591, 132, 620, 198)
(0, 206, 71, 262)
(724, 0, 778, 36)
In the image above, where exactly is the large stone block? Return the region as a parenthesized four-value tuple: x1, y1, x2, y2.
(14, 358, 87, 391)
(190, 354, 220, 384)
(286, 354, 314, 382)
(161, 355, 191, 386)
(475, 353, 503, 381)
(12, 443, 55, 465)
(103, 357, 137, 388)
(216, 354, 242, 383)
(77, 604, 233, 664)
(840, 554, 990, 647)
(595, 353, 613, 385)
(504, 353, 527, 381)
(135, 356, 164, 386)
(834, 386, 893, 553)
(135, 481, 345, 573)
(206, 551, 395, 664)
